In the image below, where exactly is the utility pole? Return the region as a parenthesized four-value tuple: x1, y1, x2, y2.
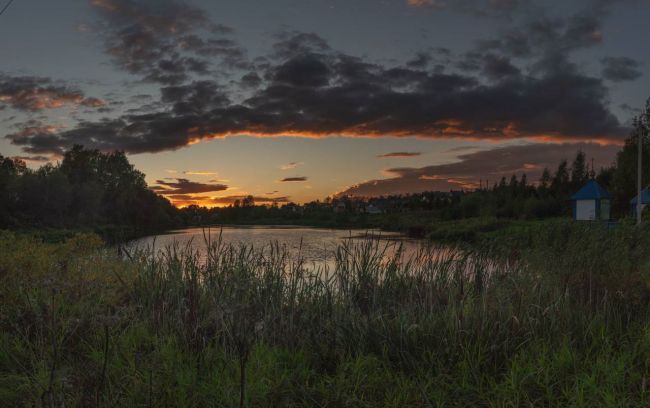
(637, 117, 643, 226)
(638, 100, 650, 226)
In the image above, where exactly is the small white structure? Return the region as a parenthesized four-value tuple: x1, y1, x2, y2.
(571, 180, 611, 221)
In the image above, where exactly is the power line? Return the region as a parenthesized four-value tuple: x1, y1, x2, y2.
(0, 0, 15, 17)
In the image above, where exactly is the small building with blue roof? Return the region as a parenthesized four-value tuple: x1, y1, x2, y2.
(571, 179, 612, 221)
(630, 189, 650, 217)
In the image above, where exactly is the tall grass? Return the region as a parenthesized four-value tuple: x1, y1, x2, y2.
(1, 224, 650, 406)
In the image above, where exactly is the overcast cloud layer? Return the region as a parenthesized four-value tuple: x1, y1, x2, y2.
(2, 0, 640, 157)
(0, 0, 647, 201)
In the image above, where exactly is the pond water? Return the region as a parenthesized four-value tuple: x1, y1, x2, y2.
(129, 225, 433, 271)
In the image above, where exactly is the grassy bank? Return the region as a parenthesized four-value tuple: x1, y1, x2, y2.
(198, 212, 529, 241)
(9, 224, 170, 245)
(1, 224, 650, 406)
(200, 216, 373, 230)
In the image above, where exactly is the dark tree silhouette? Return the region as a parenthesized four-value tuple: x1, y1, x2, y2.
(0, 146, 179, 236)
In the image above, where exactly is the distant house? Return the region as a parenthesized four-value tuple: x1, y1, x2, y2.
(630, 189, 650, 217)
(570, 179, 611, 221)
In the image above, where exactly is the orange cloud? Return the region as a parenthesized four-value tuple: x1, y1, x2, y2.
(420, 175, 479, 190)
(527, 134, 625, 147)
(81, 97, 105, 107)
(0, 88, 104, 111)
(10, 125, 61, 137)
(185, 121, 626, 148)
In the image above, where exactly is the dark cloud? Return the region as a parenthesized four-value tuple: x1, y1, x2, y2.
(340, 142, 620, 197)
(243, 47, 622, 141)
(601, 57, 643, 82)
(0, 74, 105, 111)
(92, 0, 247, 84)
(377, 152, 422, 158)
(481, 54, 521, 80)
(6, 5, 632, 156)
(280, 177, 308, 182)
(160, 81, 230, 115)
(5, 120, 65, 155)
(406, 52, 432, 69)
(478, 0, 630, 60)
(7, 43, 625, 154)
(456, 52, 483, 72)
(458, 52, 520, 80)
(150, 178, 228, 194)
(273, 54, 332, 88)
(409, 48, 453, 71)
(124, 101, 166, 114)
(129, 93, 152, 102)
(478, 7, 613, 76)
(240, 72, 262, 88)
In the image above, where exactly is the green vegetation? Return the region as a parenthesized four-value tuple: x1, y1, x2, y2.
(2, 223, 650, 406)
(0, 146, 180, 237)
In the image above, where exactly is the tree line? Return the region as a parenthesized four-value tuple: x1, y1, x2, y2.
(0, 145, 180, 234)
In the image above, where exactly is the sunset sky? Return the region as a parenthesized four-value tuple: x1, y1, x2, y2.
(1, 0, 648, 206)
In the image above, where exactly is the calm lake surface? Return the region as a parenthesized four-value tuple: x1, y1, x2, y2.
(130, 225, 431, 270)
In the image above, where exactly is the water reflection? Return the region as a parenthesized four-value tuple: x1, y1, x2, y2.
(130, 226, 435, 271)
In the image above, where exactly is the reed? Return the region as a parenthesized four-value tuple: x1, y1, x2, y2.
(1, 225, 649, 406)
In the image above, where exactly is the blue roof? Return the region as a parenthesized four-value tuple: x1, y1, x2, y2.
(571, 179, 611, 200)
(630, 189, 650, 205)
